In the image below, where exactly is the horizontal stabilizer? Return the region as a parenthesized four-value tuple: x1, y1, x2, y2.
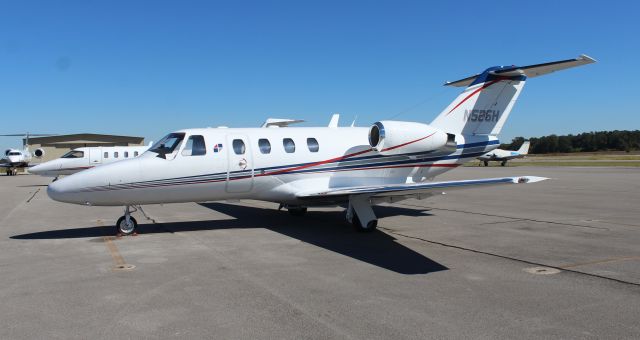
(444, 54, 596, 87)
(261, 118, 305, 128)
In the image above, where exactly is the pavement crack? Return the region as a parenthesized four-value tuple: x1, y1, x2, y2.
(379, 227, 640, 288)
(26, 188, 40, 203)
(402, 204, 610, 231)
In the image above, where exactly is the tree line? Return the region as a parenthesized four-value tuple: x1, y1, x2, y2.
(500, 130, 640, 154)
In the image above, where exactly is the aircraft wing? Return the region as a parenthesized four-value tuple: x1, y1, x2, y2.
(297, 176, 548, 202)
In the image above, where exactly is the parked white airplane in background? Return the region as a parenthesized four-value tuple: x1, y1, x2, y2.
(30, 144, 152, 179)
(47, 55, 595, 235)
(0, 133, 51, 176)
(477, 141, 530, 166)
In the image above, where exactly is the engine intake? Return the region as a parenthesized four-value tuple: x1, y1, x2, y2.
(368, 121, 450, 155)
(33, 148, 45, 158)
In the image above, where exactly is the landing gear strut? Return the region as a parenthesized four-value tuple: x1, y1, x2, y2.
(346, 196, 378, 232)
(116, 205, 138, 236)
(501, 160, 507, 166)
(483, 161, 489, 167)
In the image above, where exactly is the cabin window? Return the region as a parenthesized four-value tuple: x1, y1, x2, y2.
(114, 152, 119, 158)
(61, 151, 84, 159)
(307, 138, 319, 152)
(232, 139, 246, 155)
(134, 151, 139, 157)
(124, 151, 129, 158)
(182, 135, 207, 156)
(258, 139, 271, 154)
(104, 152, 109, 159)
(283, 138, 295, 153)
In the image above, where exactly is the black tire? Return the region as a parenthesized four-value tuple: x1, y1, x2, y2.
(116, 216, 138, 235)
(288, 207, 307, 216)
(501, 161, 507, 166)
(351, 212, 377, 232)
(483, 161, 489, 167)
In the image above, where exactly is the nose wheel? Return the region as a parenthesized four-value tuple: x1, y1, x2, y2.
(116, 205, 138, 236)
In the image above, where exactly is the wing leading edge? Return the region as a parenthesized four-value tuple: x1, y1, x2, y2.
(297, 176, 548, 202)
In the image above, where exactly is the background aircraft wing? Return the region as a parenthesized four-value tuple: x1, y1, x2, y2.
(297, 176, 548, 202)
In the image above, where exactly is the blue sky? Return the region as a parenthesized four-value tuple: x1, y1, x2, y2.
(1, 0, 638, 150)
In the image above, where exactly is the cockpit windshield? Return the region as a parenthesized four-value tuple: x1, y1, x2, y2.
(61, 150, 84, 158)
(149, 133, 185, 158)
(8, 152, 21, 156)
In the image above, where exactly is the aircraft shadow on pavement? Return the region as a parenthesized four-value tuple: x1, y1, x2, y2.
(10, 202, 446, 275)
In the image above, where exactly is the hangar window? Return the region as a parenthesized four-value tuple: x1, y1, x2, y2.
(104, 152, 109, 159)
(134, 151, 139, 157)
(232, 139, 246, 155)
(307, 138, 319, 152)
(114, 152, 119, 158)
(258, 139, 271, 154)
(283, 138, 295, 153)
(182, 135, 207, 156)
(61, 150, 84, 158)
(124, 151, 129, 158)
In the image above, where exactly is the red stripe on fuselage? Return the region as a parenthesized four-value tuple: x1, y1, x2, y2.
(445, 78, 511, 116)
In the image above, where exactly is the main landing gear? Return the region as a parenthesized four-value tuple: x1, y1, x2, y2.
(346, 196, 378, 232)
(5, 168, 18, 176)
(501, 160, 507, 166)
(279, 203, 308, 216)
(116, 205, 138, 236)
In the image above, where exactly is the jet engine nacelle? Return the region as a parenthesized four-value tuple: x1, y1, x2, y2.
(33, 148, 45, 158)
(368, 121, 451, 155)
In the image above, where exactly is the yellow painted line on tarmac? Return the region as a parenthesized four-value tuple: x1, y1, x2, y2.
(97, 219, 135, 271)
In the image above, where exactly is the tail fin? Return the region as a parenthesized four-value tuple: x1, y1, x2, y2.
(430, 55, 596, 136)
(517, 140, 530, 154)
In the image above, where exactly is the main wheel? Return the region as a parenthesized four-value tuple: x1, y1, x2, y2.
(351, 212, 377, 232)
(288, 207, 307, 216)
(483, 161, 489, 167)
(501, 161, 507, 166)
(116, 216, 138, 235)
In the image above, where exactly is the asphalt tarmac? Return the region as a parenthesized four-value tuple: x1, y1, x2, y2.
(1, 167, 639, 339)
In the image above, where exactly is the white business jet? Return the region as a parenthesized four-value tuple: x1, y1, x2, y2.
(29, 144, 151, 178)
(477, 140, 530, 166)
(47, 55, 595, 235)
(0, 133, 51, 176)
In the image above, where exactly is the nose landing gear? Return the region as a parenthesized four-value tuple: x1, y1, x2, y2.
(116, 205, 138, 236)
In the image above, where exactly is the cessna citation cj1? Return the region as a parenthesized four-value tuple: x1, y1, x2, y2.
(29, 144, 151, 179)
(47, 55, 595, 235)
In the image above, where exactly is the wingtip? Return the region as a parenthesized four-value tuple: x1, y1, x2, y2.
(578, 54, 597, 63)
(514, 176, 549, 184)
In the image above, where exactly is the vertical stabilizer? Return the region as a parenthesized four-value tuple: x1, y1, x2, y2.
(430, 55, 596, 137)
(517, 140, 530, 154)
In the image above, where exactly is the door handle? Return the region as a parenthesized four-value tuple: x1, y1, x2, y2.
(238, 159, 247, 169)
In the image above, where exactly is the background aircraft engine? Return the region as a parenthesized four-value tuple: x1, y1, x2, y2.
(33, 148, 45, 158)
(368, 121, 450, 155)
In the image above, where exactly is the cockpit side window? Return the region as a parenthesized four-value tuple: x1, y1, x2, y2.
(182, 135, 207, 156)
(149, 133, 186, 159)
(62, 150, 85, 159)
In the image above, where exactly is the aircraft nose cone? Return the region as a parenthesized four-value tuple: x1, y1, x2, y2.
(47, 176, 85, 204)
(29, 163, 45, 175)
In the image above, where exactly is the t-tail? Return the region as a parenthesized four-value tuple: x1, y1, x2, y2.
(430, 55, 596, 136)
